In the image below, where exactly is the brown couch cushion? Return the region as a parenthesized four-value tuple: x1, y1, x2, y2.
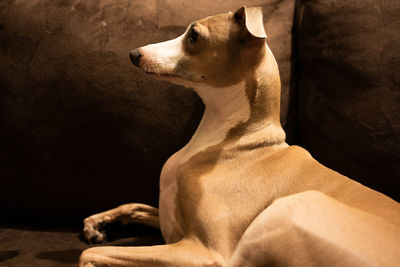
(0, 224, 163, 266)
(0, 0, 296, 222)
(296, 0, 400, 200)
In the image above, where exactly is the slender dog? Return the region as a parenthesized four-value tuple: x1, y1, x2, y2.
(79, 6, 400, 267)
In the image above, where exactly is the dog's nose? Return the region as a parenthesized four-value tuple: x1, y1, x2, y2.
(129, 49, 142, 67)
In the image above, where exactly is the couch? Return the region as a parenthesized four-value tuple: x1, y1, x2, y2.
(1, 0, 399, 265)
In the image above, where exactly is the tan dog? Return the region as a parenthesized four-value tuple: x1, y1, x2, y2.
(79, 6, 400, 266)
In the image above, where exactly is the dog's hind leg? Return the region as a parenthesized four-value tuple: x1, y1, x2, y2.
(79, 238, 223, 267)
(83, 203, 159, 243)
(226, 191, 400, 267)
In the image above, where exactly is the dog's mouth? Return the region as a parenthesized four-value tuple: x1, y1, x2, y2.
(144, 71, 179, 79)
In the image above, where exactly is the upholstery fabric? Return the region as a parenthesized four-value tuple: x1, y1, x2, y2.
(0, 0, 296, 222)
(296, 0, 400, 200)
(0, 224, 163, 266)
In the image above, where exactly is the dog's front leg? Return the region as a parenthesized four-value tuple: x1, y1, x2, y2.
(83, 203, 159, 243)
(79, 238, 223, 267)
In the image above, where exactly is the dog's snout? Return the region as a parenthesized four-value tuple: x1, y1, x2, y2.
(129, 49, 142, 67)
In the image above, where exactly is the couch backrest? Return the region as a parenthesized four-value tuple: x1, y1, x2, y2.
(0, 0, 296, 223)
(296, 0, 400, 200)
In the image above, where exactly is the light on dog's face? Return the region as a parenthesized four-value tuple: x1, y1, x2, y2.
(130, 7, 267, 88)
(129, 34, 187, 80)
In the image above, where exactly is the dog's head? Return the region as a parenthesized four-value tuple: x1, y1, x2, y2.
(130, 6, 267, 88)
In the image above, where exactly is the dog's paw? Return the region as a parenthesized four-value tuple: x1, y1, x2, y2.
(83, 216, 108, 244)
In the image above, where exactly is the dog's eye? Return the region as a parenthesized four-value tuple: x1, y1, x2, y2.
(188, 29, 199, 43)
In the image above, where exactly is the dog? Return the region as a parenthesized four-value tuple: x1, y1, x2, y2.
(79, 6, 400, 266)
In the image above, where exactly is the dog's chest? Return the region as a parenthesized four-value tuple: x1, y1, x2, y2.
(159, 136, 230, 243)
(159, 150, 186, 243)
(159, 124, 238, 243)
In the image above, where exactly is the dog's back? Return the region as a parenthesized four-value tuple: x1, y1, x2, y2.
(171, 143, 400, 259)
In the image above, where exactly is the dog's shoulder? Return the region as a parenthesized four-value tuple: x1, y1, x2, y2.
(271, 145, 313, 162)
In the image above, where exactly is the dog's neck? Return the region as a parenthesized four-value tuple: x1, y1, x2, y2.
(181, 45, 287, 162)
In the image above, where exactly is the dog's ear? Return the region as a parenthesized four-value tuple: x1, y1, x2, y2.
(234, 6, 267, 39)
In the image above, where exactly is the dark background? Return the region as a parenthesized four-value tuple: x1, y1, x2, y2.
(1, 0, 399, 228)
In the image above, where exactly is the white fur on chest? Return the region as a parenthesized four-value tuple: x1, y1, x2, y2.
(158, 81, 250, 243)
